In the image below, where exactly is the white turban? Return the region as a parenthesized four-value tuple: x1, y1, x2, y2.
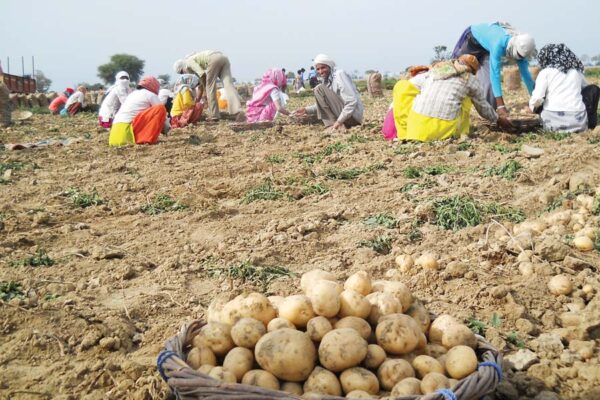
(507, 34, 537, 60)
(115, 71, 129, 81)
(173, 59, 187, 74)
(313, 54, 336, 69)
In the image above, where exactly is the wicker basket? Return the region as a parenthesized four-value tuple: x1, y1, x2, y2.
(158, 320, 503, 400)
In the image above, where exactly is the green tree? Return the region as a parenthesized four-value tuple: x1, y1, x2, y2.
(97, 54, 145, 85)
(365, 69, 377, 76)
(34, 70, 52, 93)
(77, 82, 105, 91)
(157, 74, 170, 85)
(432, 45, 451, 62)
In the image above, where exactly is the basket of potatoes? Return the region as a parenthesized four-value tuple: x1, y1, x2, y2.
(158, 270, 502, 399)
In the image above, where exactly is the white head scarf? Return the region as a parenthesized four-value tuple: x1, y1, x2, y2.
(313, 54, 336, 70)
(506, 34, 537, 60)
(173, 59, 187, 74)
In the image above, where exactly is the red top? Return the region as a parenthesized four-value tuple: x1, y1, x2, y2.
(48, 94, 67, 112)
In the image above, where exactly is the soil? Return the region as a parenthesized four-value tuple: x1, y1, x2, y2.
(0, 85, 599, 400)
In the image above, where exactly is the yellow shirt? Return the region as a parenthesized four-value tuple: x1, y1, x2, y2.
(186, 50, 217, 77)
(171, 89, 195, 117)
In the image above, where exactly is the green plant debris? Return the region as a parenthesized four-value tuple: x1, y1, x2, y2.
(242, 179, 285, 203)
(484, 160, 522, 180)
(592, 195, 600, 216)
(544, 131, 571, 141)
(490, 143, 516, 154)
(490, 312, 502, 328)
(301, 183, 329, 197)
(364, 213, 399, 229)
(587, 136, 600, 144)
(266, 154, 286, 164)
(593, 233, 600, 251)
(407, 218, 424, 242)
(400, 182, 419, 192)
(0, 161, 26, 175)
(294, 142, 350, 166)
(467, 318, 486, 336)
(456, 142, 472, 151)
(394, 144, 417, 155)
(423, 165, 452, 176)
(141, 194, 188, 214)
(0, 281, 25, 302)
(403, 166, 421, 179)
(506, 332, 525, 349)
(325, 163, 385, 180)
(11, 249, 55, 267)
(358, 235, 392, 254)
(433, 195, 525, 230)
(43, 293, 61, 301)
(322, 142, 350, 156)
(65, 188, 104, 208)
(205, 261, 295, 289)
(545, 186, 593, 212)
(347, 133, 369, 144)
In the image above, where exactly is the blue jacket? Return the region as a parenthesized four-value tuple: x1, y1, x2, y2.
(471, 22, 535, 97)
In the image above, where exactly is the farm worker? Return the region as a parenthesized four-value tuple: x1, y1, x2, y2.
(98, 71, 132, 128)
(308, 66, 319, 88)
(48, 87, 74, 115)
(529, 43, 600, 132)
(173, 50, 242, 120)
(452, 22, 537, 114)
(157, 78, 174, 116)
(62, 86, 87, 116)
(405, 55, 511, 142)
(245, 68, 290, 123)
(382, 66, 430, 141)
(108, 76, 168, 146)
(293, 54, 364, 130)
(170, 74, 204, 128)
(0, 81, 10, 127)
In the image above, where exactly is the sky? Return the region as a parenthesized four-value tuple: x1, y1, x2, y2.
(1, 0, 599, 91)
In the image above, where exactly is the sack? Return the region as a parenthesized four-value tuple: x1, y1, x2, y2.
(0, 82, 11, 127)
(503, 66, 521, 91)
(367, 72, 384, 97)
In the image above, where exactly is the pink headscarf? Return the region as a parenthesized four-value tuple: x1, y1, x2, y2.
(138, 76, 160, 95)
(247, 69, 286, 108)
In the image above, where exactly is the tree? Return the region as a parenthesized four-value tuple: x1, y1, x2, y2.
(157, 74, 170, 85)
(77, 82, 105, 90)
(432, 45, 451, 63)
(34, 70, 52, 93)
(592, 54, 600, 66)
(286, 71, 295, 79)
(365, 69, 377, 76)
(97, 54, 145, 85)
(581, 54, 590, 66)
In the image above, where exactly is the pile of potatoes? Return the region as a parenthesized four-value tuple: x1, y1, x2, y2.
(188, 270, 482, 399)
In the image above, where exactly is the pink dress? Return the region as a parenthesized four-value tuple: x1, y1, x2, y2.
(246, 69, 286, 123)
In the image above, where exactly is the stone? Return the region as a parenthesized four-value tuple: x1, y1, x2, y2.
(484, 327, 506, 351)
(569, 340, 594, 360)
(534, 391, 560, 400)
(505, 349, 540, 371)
(536, 239, 570, 262)
(490, 285, 509, 299)
(559, 311, 583, 327)
(495, 381, 519, 400)
(530, 333, 564, 359)
(528, 363, 558, 388)
(569, 170, 595, 192)
(521, 144, 544, 158)
(576, 363, 600, 382)
(445, 261, 468, 278)
(515, 318, 536, 335)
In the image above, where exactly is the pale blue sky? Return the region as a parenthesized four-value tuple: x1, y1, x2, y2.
(1, 0, 598, 91)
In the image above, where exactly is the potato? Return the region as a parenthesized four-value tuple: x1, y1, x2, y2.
(429, 314, 459, 344)
(425, 344, 447, 358)
(223, 347, 254, 381)
(301, 269, 337, 295)
(303, 366, 342, 396)
(411, 355, 445, 378)
(231, 317, 266, 349)
(420, 372, 450, 394)
(309, 280, 341, 317)
(441, 324, 477, 349)
(303, 392, 326, 399)
(307, 316, 333, 342)
(573, 236, 594, 251)
(221, 292, 277, 326)
(363, 344, 386, 369)
(208, 366, 237, 383)
(242, 369, 280, 390)
(576, 227, 598, 241)
(267, 317, 296, 332)
(445, 345, 478, 379)
(548, 275, 573, 295)
(415, 253, 439, 270)
(278, 295, 315, 328)
(395, 254, 414, 273)
(206, 293, 235, 323)
(344, 271, 372, 296)
(339, 367, 379, 395)
(200, 322, 235, 356)
(416, 333, 427, 350)
(391, 377, 422, 396)
(319, 328, 368, 372)
(268, 295, 285, 311)
(281, 381, 304, 396)
(376, 359, 415, 390)
(406, 301, 431, 334)
(375, 314, 422, 355)
(371, 280, 413, 312)
(345, 390, 373, 398)
(197, 364, 214, 374)
(366, 292, 401, 324)
(334, 316, 372, 340)
(338, 290, 371, 319)
(186, 346, 217, 369)
(449, 378, 459, 389)
(255, 328, 316, 381)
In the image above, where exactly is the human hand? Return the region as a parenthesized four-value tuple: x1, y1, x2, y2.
(497, 116, 514, 131)
(496, 106, 510, 118)
(292, 108, 306, 117)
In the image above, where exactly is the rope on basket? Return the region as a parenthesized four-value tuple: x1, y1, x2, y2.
(157, 350, 179, 382)
(478, 361, 503, 381)
(436, 388, 458, 400)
